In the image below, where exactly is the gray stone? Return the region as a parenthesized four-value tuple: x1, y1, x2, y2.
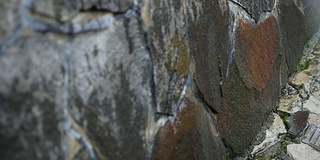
(1, 0, 320, 159)
(301, 124, 320, 151)
(287, 143, 320, 160)
(0, 35, 65, 160)
(146, 0, 192, 114)
(278, 0, 307, 73)
(230, 0, 275, 22)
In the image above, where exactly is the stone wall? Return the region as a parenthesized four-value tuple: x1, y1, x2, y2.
(0, 0, 318, 159)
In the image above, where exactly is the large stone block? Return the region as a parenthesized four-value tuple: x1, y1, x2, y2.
(230, 0, 275, 22)
(188, 0, 229, 113)
(218, 15, 282, 155)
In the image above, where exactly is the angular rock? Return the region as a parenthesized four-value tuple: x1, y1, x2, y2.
(287, 111, 309, 137)
(151, 94, 226, 160)
(188, 0, 229, 113)
(230, 0, 275, 22)
(301, 0, 320, 37)
(218, 15, 282, 155)
(0, 0, 25, 54)
(2, 0, 320, 159)
(234, 16, 279, 91)
(287, 143, 320, 160)
(277, 94, 302, 114)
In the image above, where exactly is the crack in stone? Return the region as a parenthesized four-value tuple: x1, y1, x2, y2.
(193, 79, 218, 114)
(229, 0, 255, 22)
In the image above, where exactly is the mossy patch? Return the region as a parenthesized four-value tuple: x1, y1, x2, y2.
(281, 140, 293, 147)
(296, 60, 308, 72)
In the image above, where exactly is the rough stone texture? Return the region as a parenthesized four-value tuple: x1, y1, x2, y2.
(218, 15, 282, 155)
(287, 111, 309, 137)
(189, 0, 229, 113)
(0, 35, 65, 160)
(67, 13, 151, 160)
(146, 0, 191, 114)
(151, 93, 226, 160)
(1, 0, 319, 159)
(231, 0, 275, 22)
(278, 0, 307, 73)
(235, 16, 279, 91)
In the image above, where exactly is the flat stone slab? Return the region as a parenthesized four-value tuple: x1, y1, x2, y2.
(287, 143, 320, 160)
(302, 124, 320, 151)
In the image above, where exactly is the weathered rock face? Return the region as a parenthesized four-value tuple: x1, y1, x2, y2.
(0, 0, 319, 159)
(189, 0, 229, 113)
(151, 92, 226, 160)
(217, 0, 316, 155)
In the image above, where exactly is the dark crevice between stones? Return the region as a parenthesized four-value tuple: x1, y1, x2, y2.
(155, 112, 174, 117)
(229, 0, 255, 22)
(193, 79, 218, 114)
(218, 52, 224, 99)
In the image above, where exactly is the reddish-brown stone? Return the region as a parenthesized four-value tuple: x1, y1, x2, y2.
(151, 95, 226, 160)
(235, 16, 279, 91)
(218, 15, 283, 155)
(288, 111, 309, 136)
